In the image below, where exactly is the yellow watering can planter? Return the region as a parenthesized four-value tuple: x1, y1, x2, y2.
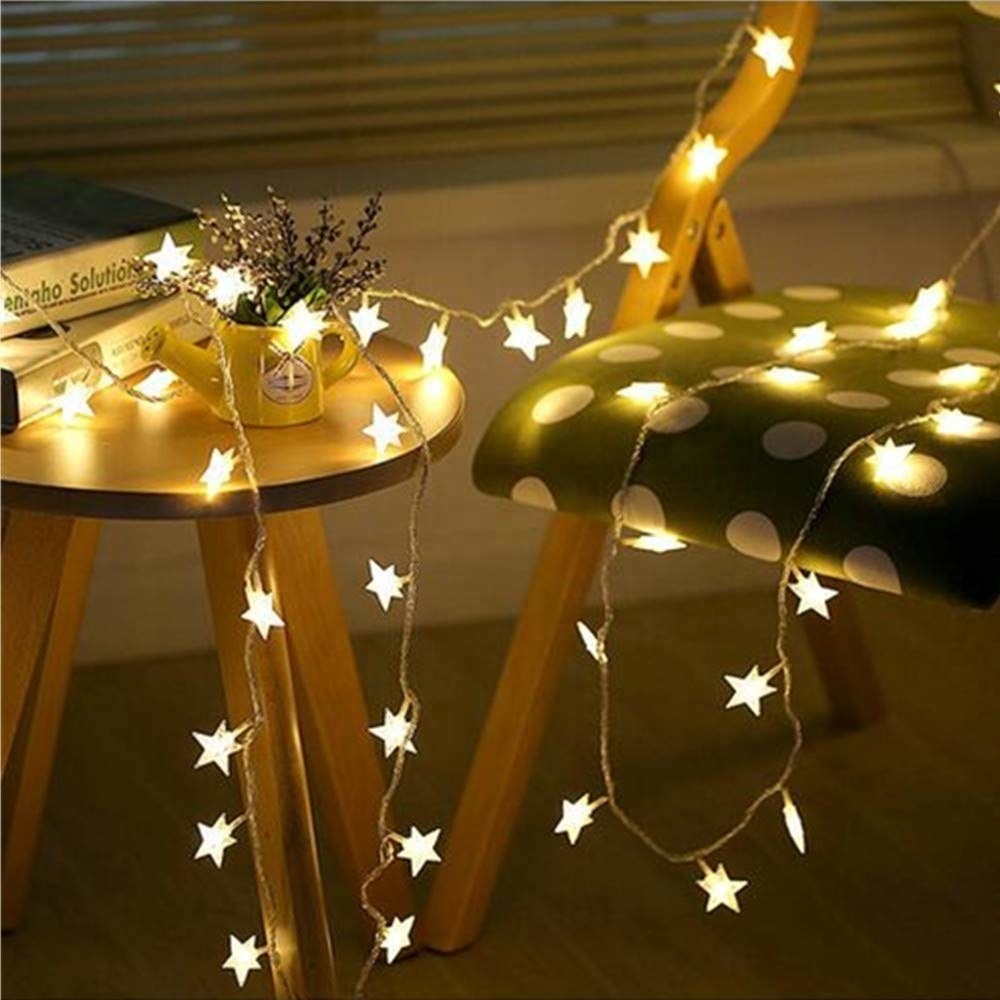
(143, 319, 360, 427)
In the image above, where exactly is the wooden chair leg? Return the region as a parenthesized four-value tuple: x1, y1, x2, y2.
(198, 516, 337, 1000)
(263, 508, 413, 929)
(2, 517, 101, 931)
(801, 587, 885, 728)
(421, 512, 606, 954)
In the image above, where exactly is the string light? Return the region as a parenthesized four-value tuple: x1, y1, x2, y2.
(133, 367, 178, 399)
(51, 379, 96, 423)
(616, 381, 671, 403)
(555, 793, 606, 845)
(192, 720, 248, 776)
(199, 446, 239, 499)
(502, 308, 550, 361)
(365, 558, 408, 611)
(764, 366, 820, 387)
(886, 280, 950, 340)
(696, 860, 748, 913)
(394, 826, 442, 876)
(223, 934, 266, 987)
(195, 812, 244, 868)
(724, 664, 780, 717)
(687, 133, 728, 182)
(780, 789, 806, 855)
(208, 265, 254, 311)
(782, 320, 834, 356)
(240, 581, 284, 640)
(576, 621, 601, 661)
(866, 437, 915, 486)
(563, 284, 592, 339)
(143, 232, 194, 281)
(938, 363, 989, 388)
(747, 25, 795, 77)
(362, 401, 407, 455)
(788, 568, 838, 619)
(278, 299, 326, 351)
(369, 706, 417, 757)
(379, 915, 415, 965)
(932, 407, 983, 437)
(419, 316, 449, 372)
(618, 216, 670, 278)
(622, 532, 687, 553)
(350, 295, 390, 347)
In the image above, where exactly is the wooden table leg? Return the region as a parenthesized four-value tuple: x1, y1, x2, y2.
(2, 516, 101, 930)
(198, 516, 337, 1000)
(421, 512, 606, 953)
(264, 509, 414, 930)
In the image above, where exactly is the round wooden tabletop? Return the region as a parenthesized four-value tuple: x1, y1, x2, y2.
(1, 337, 464, 521)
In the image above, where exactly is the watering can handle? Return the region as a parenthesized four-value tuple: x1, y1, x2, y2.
(321, 324, 361, 385)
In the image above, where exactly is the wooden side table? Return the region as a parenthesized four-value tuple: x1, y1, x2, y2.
(1, 337, 464, 998)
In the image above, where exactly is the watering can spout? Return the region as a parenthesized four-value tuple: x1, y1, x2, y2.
(141, 323, 225, 410)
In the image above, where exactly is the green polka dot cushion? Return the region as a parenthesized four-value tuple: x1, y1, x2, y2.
(474, 285, 1000, 609)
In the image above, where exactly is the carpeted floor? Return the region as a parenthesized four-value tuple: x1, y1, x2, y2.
(3, 587, 999, 999)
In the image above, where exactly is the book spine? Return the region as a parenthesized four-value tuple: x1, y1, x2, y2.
(1, 216, 200, 338)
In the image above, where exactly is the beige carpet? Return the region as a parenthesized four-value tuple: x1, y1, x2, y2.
(3, 588, 998, 999)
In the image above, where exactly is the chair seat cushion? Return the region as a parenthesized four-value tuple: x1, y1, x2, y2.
(474, 285, 1000, 608)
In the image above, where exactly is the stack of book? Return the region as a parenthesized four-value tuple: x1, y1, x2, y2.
(1, 172, 204, 432)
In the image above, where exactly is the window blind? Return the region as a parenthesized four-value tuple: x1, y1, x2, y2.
(1, 1, 977, 178)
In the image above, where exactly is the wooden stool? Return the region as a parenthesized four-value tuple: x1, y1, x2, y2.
(1, 337, 464, 998)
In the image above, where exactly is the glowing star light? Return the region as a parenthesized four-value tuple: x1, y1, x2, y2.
(133, 367, 178, 399)
(623, 532, 687, 553)
(764, 366, 820, 387)
(195, 812, 243, 868)
(207, 265, 254, 311)
(223, 934, 265, 988)
(724, 664, 779, 717)
(193, 720, 246, 776)
(748, 25, 795, 78)
(365, 558, 407, 611)
(555, 793, 603, 845)
(687, 133, 728, 182)
(938, 363, 989, 388)
(380, 915, 415, 965)
(789, 569, 838, 619)
(419, 318, 449, 372)
(503, 309, 550, 361)
(241, 582, 284, 640)
(369, 706, 417, 757)
(576, 621, 600, 661)
(143, 232, 194, 281)
(933, 407, 983, 437)
(51, 380, 95, 423)
(563, 285, 592, 339)
(781, 789, 806, 854)
(396, 826, 442, 876)
(200, 446, 238, 499)
(867, 438, 915, 485)
(619, 217, 670, 278)
(349, 298, 389, 347)
(279, 299, 327, 351)
(362, 402, 406, 455)
(697, 860, 748, 913)
(616, 381, 670, 403)
(887, 280, 950, 339)
(782, 320, 834, 356)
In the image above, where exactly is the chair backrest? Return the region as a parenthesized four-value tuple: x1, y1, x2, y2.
(612, 1, 818, 333)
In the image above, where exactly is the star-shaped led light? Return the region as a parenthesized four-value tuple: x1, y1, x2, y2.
(143, 232, 194, 281)
(866, 437, 915, 485)
(687, 133, 728, 182)
(724, 664, 778, 717)
(200, 446, 239, 499)
(697, 861, 748, 913)
(782, 320, 834, 356)
(781, 789, 806, 854)
(223, 933, 265, 987)
(279, 299, 327, 351)
(932, 407, 983, 437)
(419, 318, 449, 372)
(789, 569, 838, 619)
(369, 706, 417, 757)
(396, 826, 442, 876)
(576, 621, 600, 661)
(193, 720, 246, 776)
(365, 558, 407, 611)
(241, 582, 284, 640)
(938, 363, 989, 388)
(380, 915, 415, 965)
(619, 217, 670, 279)
(349, 299, 389, 347)
(133, 367, 178, 399)
(563, 285, 592, 339)
(616, 381, 670, 403)
(886, 280, 950, 339)
(195, 812, 243, 868)
(502, 310, 550, 361)
(748, 25, 795, 77)
(362, 402, 407, 456)
(622, 532, 687, 553)
(555, 793, 603, 845)
(208, 265, 254, 312)
(764, 366, 820, 387)
(51, 380, 95, 423)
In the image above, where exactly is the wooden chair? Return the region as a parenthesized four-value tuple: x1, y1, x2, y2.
(421, 0, 999, 953)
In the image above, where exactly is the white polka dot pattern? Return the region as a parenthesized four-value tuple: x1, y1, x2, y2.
(722, 302, 784, 320)
(833, 324, 887, 342)
(530, 385, 594, 424)
(648, 396, 710, 434)
(826, 390, 891, 410)
(597, 344, 662, 363)
(843, 546, 902, 595)
(725, 511, 782, 562)
(887, 370, 939, 388)
(762, 421, 827, 460)
(511, 477, 557, 510)
(884, 455, 948, 498)
(782, 285, 842, 302)
(662, 321, 725, 340)
(612, 485, 665, 533)
(942, 347, 1000, 366)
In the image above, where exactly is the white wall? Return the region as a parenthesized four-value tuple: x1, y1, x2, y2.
(73, 127, 1000, 663)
